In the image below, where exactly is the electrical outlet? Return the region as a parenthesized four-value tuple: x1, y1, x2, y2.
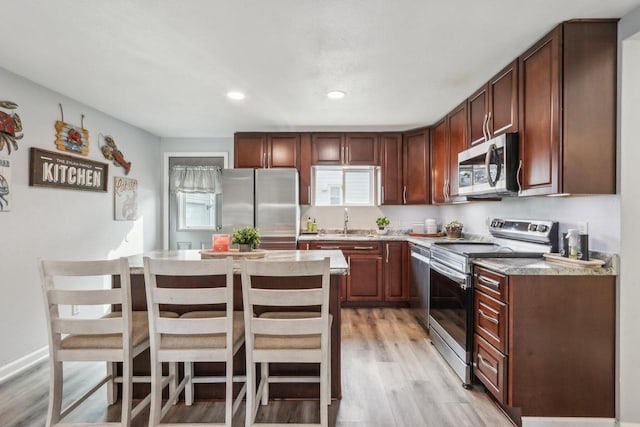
(578, 221, 589, 235)
(71, 305, 79, 316)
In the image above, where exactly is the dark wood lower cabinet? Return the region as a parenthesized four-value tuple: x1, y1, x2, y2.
(473, 267, 616, 420)
(346, 254, 383, 302)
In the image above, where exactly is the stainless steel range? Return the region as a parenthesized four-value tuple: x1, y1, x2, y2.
(428, 218, 558, 387)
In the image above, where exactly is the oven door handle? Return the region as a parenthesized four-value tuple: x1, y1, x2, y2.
(411, 252, 430, 264)
(430, 261, 468, 288)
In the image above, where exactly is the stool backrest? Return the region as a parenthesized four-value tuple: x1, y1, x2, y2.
(39, 258, 133, 354)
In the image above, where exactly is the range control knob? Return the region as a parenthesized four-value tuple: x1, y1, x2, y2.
(538, 225, 548, 232)
(528, 224, 538, 231)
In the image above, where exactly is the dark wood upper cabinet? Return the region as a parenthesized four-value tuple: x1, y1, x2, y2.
(468, 60, 518, 147)
(267, 134, 300, 168)
(311, 133, 344, 165)
(311, 132, 378, 165)
(345, 133, 379, 165)
(234, 133, 268, 168)
(468, 86, 488, 146)
(403, 128, 430, 204)
(518, 21, 616, 196)
(447, 102, 467, 199)
(430, 119, 447, 204)
(430, 101, 466, 204)
(299, 133, 311, 205)
(235, 133, 299, 169)
(380, 133, 403, 205)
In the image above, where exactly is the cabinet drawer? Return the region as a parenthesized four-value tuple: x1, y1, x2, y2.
(474, 334, 507, 404)
(309, 241, 382, 254)
(474, 290, 508, 353)
(474, 266, 508, 301)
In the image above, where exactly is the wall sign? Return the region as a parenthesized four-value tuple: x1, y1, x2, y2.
(29, 147, 108, 192)
(0, 157, 11, 211)
(114, 176, 138, 220)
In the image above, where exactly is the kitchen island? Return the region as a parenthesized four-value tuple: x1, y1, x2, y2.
(114, 249, 348, 400)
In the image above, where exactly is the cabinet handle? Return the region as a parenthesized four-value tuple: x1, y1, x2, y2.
(385, 244, 389, 263)
(263, 152, 267, 168)
(478, 309, 499, 324)
(478, 354, 498, 374)
(346, 146, 349, 163)
(342, 146, 345, 165)
(268, 151, 271, 167)
(308, 185, 311, 202)
(318, 245, 341, 249)
(306, 243, 310, 250)
(516, 159, 523, 195)
(348, 255, 351, 272)
(354, 246, 375, 250)
(486, 111, 492, 139)
(403, 185, 407, 204)
(482, 113, 488, 141)
(381, 186, 384, 203)
(477, 274, 500, 289)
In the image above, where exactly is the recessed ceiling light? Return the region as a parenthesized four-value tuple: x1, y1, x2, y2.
(227, 91, 246, 100)
(327, 90, 346, 99)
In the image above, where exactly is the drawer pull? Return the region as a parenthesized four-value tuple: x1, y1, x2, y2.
(477, 274, 501, 288)
(318, 246, 340, 250)
(478, 309, 499, 324)
(478, 353, 498, 374)
(354, 246, 375, 250)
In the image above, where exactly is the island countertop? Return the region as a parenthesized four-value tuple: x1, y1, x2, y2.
(126, 249, 349, 275)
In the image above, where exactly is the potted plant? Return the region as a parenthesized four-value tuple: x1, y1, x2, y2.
(376, 216, 390, 234)
(444, 220, 464, 239)
(232, 226, 261, 252)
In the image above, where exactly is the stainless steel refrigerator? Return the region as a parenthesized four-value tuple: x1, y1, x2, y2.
(220, 168, 300, 249)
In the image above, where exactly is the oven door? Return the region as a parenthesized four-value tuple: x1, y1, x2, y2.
(428, 260, 473, 364)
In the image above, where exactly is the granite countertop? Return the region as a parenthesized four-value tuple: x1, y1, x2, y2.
(298, 231, 453, 248)
(473, 254, 618, 276)
(127, 249, 349, 275)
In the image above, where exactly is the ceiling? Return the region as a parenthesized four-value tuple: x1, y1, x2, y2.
(3, 0, 640, 138)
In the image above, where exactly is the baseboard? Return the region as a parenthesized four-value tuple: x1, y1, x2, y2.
(522, 417, 616, 427)
(620, 422, 640, 427)
(0, 346, 48, 384)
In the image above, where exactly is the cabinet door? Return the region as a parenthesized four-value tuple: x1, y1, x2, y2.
(234, 133, 267, 168)
(347, 255, 383, 302)
(268, 134, 299, 168)
(402, 129, 430, 204)
(475, 290, 508, 354)
(489, 60, 518, 138)
(384, 242, 408, 301)
(311, 133, 344, 165)
(518, 27, 561, 195)
(468, 86, 488, 146)
(299, 133, 312, 204)
(380, 133, 403, 205)
(447, 102, 467, 199)
(345, 133, 379, 165)
(430, 119, 447, 204)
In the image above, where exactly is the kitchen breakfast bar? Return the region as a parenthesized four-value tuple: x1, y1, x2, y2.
(112, 249, 348, 401)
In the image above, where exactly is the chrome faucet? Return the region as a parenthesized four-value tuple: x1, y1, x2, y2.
(343, 208, 349, 236)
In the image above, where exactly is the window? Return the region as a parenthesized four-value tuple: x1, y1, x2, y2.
(177, 192, 219, 230)
(312, 166, 379, 206)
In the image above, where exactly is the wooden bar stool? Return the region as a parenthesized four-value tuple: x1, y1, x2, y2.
(240, 258, 332, 427)
(143, 256, 246, 426)
(39, 257, 177, 427)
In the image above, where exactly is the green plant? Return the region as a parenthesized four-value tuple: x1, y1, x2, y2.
(376, 216, 390, 228)
(444, 220, 463, 229)
(231, 226, 261, 248)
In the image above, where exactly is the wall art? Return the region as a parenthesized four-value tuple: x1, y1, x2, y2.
(0, 101, 22, 155)
(114, 176, 138, 220)
(55, 104, 89, 155)
(29, 147, 108, 192)
(0, 157, 11, 211)
(99, 134, 131, 175)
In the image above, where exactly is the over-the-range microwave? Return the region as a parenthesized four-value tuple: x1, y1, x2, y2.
(457, 133, 519, 197)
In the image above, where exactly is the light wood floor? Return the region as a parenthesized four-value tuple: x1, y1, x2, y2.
(0, 308, 513, 426)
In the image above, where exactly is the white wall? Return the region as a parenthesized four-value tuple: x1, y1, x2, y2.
(160, 137, 233, 155)
(618, 8, 640, 424)
(0, 67, 161, 372)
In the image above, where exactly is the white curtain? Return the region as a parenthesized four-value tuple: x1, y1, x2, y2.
(170, 165, 222, 194)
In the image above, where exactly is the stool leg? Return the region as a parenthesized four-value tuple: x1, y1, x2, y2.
(106, 361, 117, 405)
(327, 338, 332, 404)
(45, 360, 63, 427)
(320, 356, 328, 427)
(185, 362, 194, 406)
(260, 362, 269, 406)
(148, 360, 163, 427)
(245, 359, 255, 427)
(121, 358, 132, 427)
(169, 362, 178, 405)
(225, 359, 233, 426)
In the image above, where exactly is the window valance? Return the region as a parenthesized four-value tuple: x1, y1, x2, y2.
(170, 165, 222, 194)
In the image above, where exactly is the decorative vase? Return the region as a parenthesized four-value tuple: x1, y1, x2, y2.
(238, 244, 252, 252)
(445, 226, 463, 239)
(377, 227, 388, 235)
